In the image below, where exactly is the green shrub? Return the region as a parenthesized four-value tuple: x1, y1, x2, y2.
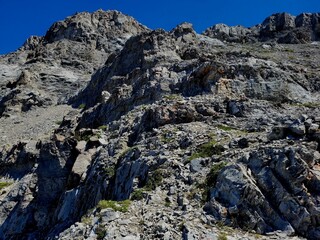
(164, 197, 171, 207)
(97, 200, 131, 213)
(81, 215, 92, 225)
(96, 224, 106, 240)
(81, 134, 93, 142)
(145, 170, 163, 191)
(119, 146, 138, 159)
(78, 103, 86, 109)
(104, 166, 115, 178)
(189, 139, 217, 160)
(196, 162, 227, 203)
(189, 140, 225, 161)
(131, 189, 145, 201)
(206, 162, 227, 187)
(139, 220, 145, 225)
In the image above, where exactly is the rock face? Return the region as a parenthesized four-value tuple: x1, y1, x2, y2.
(0, 10, 320, 240)
(206, 145, 320, 239)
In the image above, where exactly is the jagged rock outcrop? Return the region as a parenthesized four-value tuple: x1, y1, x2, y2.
(0, 9, 320, 240)
(206, 143, 320, 239)
(260, 13, 320, 43)
(204, 12, 320, 44)
(203, 24, 260, 43)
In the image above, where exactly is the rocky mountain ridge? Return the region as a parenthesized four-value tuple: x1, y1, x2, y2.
(0, 10, 319, 240)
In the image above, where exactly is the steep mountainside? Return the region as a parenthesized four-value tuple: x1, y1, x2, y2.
(0, 10, 320, 240)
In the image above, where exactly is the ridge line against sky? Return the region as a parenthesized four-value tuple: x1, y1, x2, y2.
(0, 0, 319, 54)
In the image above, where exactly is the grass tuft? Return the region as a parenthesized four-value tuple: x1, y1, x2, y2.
(217, 125, 235, 131)
(98, 125, 108, 131)
(97, 200, 131, 213)
(0, 182, 12, 190)
(217, 232, 228, 240)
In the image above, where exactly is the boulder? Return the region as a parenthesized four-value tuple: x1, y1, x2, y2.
(226, 100, 245, 117)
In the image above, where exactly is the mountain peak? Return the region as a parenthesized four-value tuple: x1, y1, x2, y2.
(44, 9, 149, 47)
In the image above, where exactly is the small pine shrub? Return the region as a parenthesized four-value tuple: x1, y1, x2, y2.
(145, 170, 163, 191)
(131, 189, 145, 201)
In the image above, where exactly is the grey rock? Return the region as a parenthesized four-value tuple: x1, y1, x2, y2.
(171, 22, 196, 39)
(289, 123, 305, 136)
(100, 209, 120, 222)
(308, 123, 319, 134)
(69, 152, 92, 183)
(182, 225, 196, 240)
(168, 186, 176, 195)
(238, 138, 249, 148)
(177, 194, 184, 207)
(304, 118, 313, 128)
(76, 140, 87, 152)
(189, 159, 204, 172)
(268, 126, 287, 140)
(226, 100, 245, 117)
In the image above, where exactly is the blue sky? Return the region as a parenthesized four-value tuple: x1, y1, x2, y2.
(0, 0, 319, 54)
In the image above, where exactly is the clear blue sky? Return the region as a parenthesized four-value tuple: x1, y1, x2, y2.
(0, 0, 319, 54)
